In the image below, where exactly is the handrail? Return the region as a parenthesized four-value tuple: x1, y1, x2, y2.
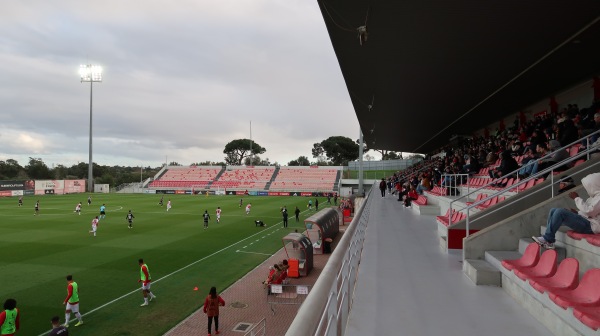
(286, 186, 373, 336)
(453, 130, 600, 237)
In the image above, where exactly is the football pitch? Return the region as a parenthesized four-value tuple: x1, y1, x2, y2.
(0, 193, 315, 335)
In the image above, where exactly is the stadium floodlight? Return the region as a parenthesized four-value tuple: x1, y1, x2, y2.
(80, 64, 103, 193)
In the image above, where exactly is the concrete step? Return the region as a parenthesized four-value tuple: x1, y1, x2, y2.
(463, 259, 501, 286)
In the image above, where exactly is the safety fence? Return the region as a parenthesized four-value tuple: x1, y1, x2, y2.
(268, 284, 312, 315)
(243, 318, 266, 336)
(285, 187, 372, 336)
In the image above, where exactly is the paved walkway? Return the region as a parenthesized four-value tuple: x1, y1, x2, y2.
(165, 222, 343, 336)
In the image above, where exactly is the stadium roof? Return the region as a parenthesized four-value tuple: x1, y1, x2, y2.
(317, 1, 600, 153)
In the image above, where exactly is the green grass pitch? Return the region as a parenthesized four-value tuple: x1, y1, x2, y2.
(0, 193, 318, 335)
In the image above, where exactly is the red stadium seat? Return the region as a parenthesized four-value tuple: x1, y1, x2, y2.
(548, 269, 600, 309)
(501, 243, 540, 271)
(528, 258, 579, 294)
(514, 249, 557, 281)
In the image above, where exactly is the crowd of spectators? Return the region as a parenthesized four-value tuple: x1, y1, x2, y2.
(383, 101, 600, 201)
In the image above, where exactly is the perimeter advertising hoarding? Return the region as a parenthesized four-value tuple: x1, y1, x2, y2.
(64, 180, 86, 194)
(35, 180, 65, 195)
(0, 180, 26, 191)
(268, 192, 290, 196)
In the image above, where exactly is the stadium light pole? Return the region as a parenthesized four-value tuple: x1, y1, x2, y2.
(79, 64, 103, 193)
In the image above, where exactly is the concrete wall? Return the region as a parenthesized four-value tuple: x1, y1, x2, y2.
(463, 187, 580, 260)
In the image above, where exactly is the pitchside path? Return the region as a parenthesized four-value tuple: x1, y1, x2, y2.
(165, 218, 341, 336)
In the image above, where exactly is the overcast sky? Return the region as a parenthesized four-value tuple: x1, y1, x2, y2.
(0, 0, 364, 169)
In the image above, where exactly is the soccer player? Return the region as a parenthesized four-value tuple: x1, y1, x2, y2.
(34, 200, 40, 216)
(239, 198, 243, 208)
(0, 299, 19, 336)
(99, 204, 106, 219)
(245, 203, 251, 215)
(166, 200, 172, 212)
(203, 210, 211, 229)
(126, 210, 135, 229)
(74, 202, 82, 215)
(63, 275, 83, 327)
(216, 207, 221, 223)
(89, 216, 99, 237)
(308, 200, 313, 211)
(294, 206, 301, 222)
(17, 196, 22, 207)
(158, 196, 163, 206)
(138, 259, 156, 306)
(87, 196, 92, 206)
(282, 206, 289, 228)
(49, 316, 68, 336)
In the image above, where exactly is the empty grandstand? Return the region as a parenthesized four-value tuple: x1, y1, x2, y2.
(270, 167, 340, 192)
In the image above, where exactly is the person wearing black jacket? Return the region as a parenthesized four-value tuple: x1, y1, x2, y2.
(488, 150, 519, 182)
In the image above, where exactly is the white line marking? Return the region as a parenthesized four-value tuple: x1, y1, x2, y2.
(236, 250, 272, 256)
(34, 218, 288, 336)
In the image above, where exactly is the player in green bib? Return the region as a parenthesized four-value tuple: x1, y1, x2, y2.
(139, 258, 157, 306)
(0, 299, 19, 336)
(63, 275, 83, 327)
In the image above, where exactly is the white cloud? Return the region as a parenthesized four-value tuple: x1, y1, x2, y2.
(0, 0, 359, 168)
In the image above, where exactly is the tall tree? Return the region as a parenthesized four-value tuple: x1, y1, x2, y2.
(288, 155, 310, 166)
(0, 159, 24, 179)
(26, 158, 52, 179)
(313, 136, 360, 166)
(223, 139, 266, 165)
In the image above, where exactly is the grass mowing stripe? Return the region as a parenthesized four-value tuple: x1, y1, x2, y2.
(33, 212, 294, 336)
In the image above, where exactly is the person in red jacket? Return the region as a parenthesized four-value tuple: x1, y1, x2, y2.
(404, 186, 419, 208)
(203, 287, 225, 336)
(0, 299, 19, 336)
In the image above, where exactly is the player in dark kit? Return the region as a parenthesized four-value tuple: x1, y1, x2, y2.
(158, 196, 164, 206)
(18, 196, 23, 207)
(87, 196, 92, 206)
(126, 210, 135, 229)
(34, 200, 40, 216)
(203, 210, 211, 229)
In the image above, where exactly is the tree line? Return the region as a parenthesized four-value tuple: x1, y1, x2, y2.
(0, 158, 160, 187)
(0, 135, 412, 183)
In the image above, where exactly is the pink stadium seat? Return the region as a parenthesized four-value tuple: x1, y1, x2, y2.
(436, 209, 454, 226)
(514, 249, 557, 281)
(548, 269, 600, 309)
(466, 193, 487, 206)
(414, 195, 427, 206)
(501, 243, 540, 271)
(528, 258, 579, 294)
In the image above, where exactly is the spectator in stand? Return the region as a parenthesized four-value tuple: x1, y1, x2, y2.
(484, 145, 499, 167)
(529, 140, 570, 178)
(510, 140, 523, 157)
(533, 173, 600, 250)
(518, 147, 539, 178)
(462, 154, 480, 175)
(416, 173, 431, 195)
(395, 181, 405, 201)
(580, 112, 600, 147)
(558, 114, 579, 147)
(404, 185, 418, 208)
(488, 150, 519, 182)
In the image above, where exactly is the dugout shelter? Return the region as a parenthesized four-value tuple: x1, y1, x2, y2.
(304, 208, 339, 255)
(282, 232, 313, 278)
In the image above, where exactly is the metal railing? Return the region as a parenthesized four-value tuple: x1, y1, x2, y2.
(444, 129, 600, 235)
(244, 318, 266, 336)
(286, 187, 373, 336)
(268, 284, 312, 315)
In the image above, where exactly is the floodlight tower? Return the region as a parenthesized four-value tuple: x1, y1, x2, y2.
(79, 64, 103, 193)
